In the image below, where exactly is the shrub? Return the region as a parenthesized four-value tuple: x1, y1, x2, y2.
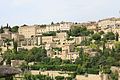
(66, 77, 73, 80)
(30, 64, 78, 71)
(87, 68, 99, 74)
(55, 76, 64, 80)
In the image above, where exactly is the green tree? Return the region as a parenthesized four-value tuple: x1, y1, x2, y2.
(104, 32, 115, 40)
(51, 22, 54, 25)
(110, 71, 119, 80)
(106, 56, 115, 66)
(11, 26, 19, 33)
(27, 47, 47, 62)
(49, 57, 62, 65)
(4, 39, 11, 50)
(3, 50, 15, 64)
(80, 38, 91, 46)
(0, 26, 4, 33)
(0, 48, 2, 55)
(13, 40, 18, 53)
(66, 77, 73, 80)
(62, 60, 71, 64)
(115, 32, 119, 41)
(42, 31, 56, 36)
(92, 33, 101, 41)
(24, 72, 33, 80)
(68, 26, 92, 37)
(115, 42, 120, 52)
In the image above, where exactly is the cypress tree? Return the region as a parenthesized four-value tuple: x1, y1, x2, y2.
(115, 32, 119, 41)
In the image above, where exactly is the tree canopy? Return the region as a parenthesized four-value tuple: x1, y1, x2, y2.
(67, 26, 93, 37)
(104, 32, 115, 40)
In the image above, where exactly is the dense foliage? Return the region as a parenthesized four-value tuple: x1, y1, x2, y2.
(30, 64, 77, 71)
(10, 26, 19, 33)
(67, 26, 93, 37)
(24, 73, 54, 80)
(42, 31, 56, 36)
(104, 32, 115, 40)
(0, 27, 4, 33)
(3, 47, 47, 63)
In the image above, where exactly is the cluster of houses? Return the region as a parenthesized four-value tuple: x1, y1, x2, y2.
(0, 17, 120, 61)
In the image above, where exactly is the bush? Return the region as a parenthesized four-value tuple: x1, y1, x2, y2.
(42, 31, 56, 36)
(77, 67, 86, 74)
(66, 77, 73, 80)
(55, 76, 64, 80)
(92, 33, 101, 41)
(24, 72, 33, 80)
(24, 73, 53, 80)
(87, 68, 99, 74)
(68, 26, 92, 37)
(103, 68, 111, 74)
(61, 64, 77, 71)
(104, 32, 115, 40)
(77, 67, 99, 74)
(30, 64, 78, 71)
(110, 71, 119, 80)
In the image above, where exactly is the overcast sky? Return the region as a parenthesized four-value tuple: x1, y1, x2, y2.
(0, 0, 120, 26)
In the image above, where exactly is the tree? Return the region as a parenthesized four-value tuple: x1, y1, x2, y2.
(62, 60, 71, 64)
(115, 32, 119, 41)
(110, 71, 119, 80)
(51, 22, 54, 25)
(104, 32, 115, 40)
(24, 72, 33, 80)
(68, 26, 92, 37)
(4, 39, 11, 50)
(3, 50, 15, 64)
(27, 47, 47, 62)
(42, 31, 56, 36)
(92, 33, 101, 41)
(106, 56, 115, 66)
(11, 26, 19, 33)
(0, 26, 4, 33)
(80, 38, 91, 46)
(89, 44, 99, 51)
(49, 57, 62, 65)
(13, 40, 18, 53)
(102, 41, 106, 52)
(0, 48, 2, 55)
(115, 42, 120, 52)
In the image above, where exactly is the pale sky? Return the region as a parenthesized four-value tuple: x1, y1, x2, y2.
(0, 0, 120, 26)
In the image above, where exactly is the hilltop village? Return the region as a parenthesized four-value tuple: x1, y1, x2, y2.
(1, 17, 120, 80)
